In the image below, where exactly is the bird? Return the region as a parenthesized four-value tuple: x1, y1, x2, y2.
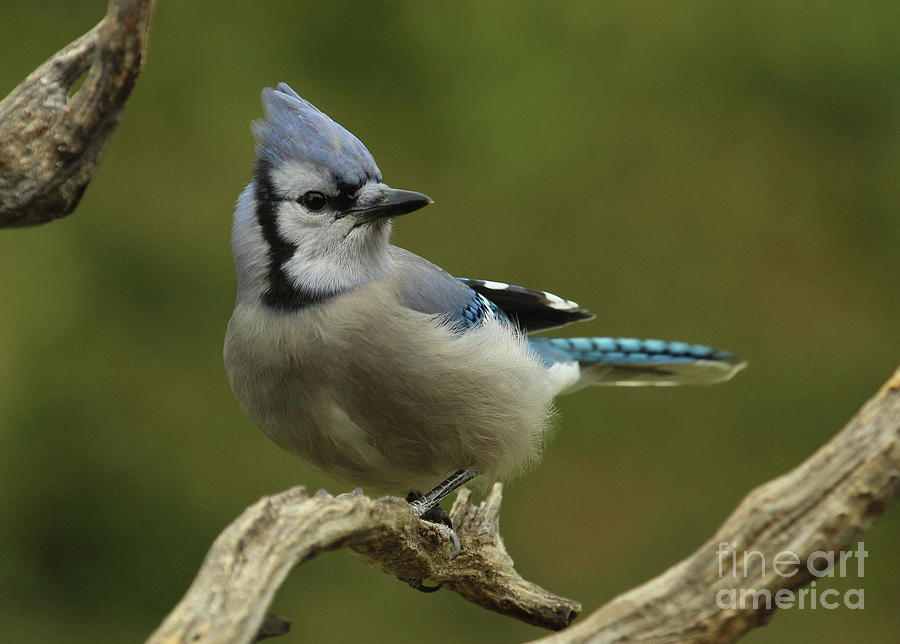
(224, 83, 746, 527)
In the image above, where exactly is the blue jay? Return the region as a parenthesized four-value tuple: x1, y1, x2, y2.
(224, 83, 745, 523)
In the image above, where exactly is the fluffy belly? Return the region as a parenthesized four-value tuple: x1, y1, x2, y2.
(225, 300, 555, 492)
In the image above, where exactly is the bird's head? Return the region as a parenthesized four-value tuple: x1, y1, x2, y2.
(233, 83, 431, 310)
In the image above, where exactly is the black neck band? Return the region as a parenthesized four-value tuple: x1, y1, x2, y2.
(253, 162, 342, 312)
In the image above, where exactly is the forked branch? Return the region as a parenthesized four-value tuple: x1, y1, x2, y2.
(147, 366, 899, 644)
(537, 366, 899, 643)
(147, 485, 579, 644)
(0, 0, 156, 227)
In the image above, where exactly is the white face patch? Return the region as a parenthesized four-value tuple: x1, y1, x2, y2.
(271, 176, 394, 296)
(234, 156, 397, 302)
(279, 213, 394, 295)
(269, 160, 336, 200)
(258, 161, 396, 296)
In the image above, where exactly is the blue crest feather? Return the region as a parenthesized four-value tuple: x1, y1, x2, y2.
(252, 83, 382, 188)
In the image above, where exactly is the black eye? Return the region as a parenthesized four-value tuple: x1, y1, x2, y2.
(300, 191, 327, 211)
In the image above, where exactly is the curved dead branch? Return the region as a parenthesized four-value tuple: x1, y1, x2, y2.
(0, 0, 156, 227)
(537, 366, 899, 643)
(146, 485, 579, 644)
(147, 366, 898, 644)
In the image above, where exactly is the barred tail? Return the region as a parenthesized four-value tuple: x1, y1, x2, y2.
(529, 336, 746, 395)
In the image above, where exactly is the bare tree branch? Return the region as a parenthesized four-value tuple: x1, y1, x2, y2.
(146, 485, 579, 644)
(537, 365, 899, 643)
(146, 366, 899, 644)
(0, 0, 155, 227)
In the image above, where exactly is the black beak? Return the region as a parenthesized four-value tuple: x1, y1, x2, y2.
(350, 188, 432, 226)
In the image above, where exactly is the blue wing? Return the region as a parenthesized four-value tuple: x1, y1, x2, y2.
(389, 248, 506, 331)
(386, 248, 746, 389)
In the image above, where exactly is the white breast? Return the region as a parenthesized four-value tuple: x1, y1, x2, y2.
(224, 283, 556, 491)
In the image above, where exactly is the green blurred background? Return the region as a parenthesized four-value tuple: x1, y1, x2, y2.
(1, 1, 897, 642)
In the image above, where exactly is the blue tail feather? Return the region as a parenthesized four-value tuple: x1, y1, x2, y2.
(530, 337, 745, 391)
(530, 337, 736, 365)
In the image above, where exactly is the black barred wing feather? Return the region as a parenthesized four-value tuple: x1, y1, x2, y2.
(457, 278, 594, 333)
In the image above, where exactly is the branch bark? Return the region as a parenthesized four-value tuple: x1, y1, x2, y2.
(146, 484, 579, 644)
(537, 366, 899, 643)
(147, 366, 899, 644)
(0, 0, 155, 227)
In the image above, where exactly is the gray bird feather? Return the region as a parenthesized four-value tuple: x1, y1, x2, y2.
(224, 83, 745, 494)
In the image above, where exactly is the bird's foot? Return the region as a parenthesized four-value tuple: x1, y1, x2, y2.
(406, 490, 453, 527)
(407, 490, 463, 560)
(424, 520, 462, 559)
(407, 469, 480, 517)
(395, 516, 461, 593)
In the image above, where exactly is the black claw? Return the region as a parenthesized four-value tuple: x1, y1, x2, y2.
(446, 529, 462, 559)
(397, 577, 444, 593)
(424, 505, 454, 529)
(408, 490, 463, 558)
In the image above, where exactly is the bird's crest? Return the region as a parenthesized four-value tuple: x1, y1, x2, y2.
(252, 83, 382, 187)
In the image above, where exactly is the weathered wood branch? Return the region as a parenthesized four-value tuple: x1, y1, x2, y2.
(147, 366, 898, 644)
(537, 365, 899, 643)
(146, 485, 579, 644)
(0, 0, 155, 227)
